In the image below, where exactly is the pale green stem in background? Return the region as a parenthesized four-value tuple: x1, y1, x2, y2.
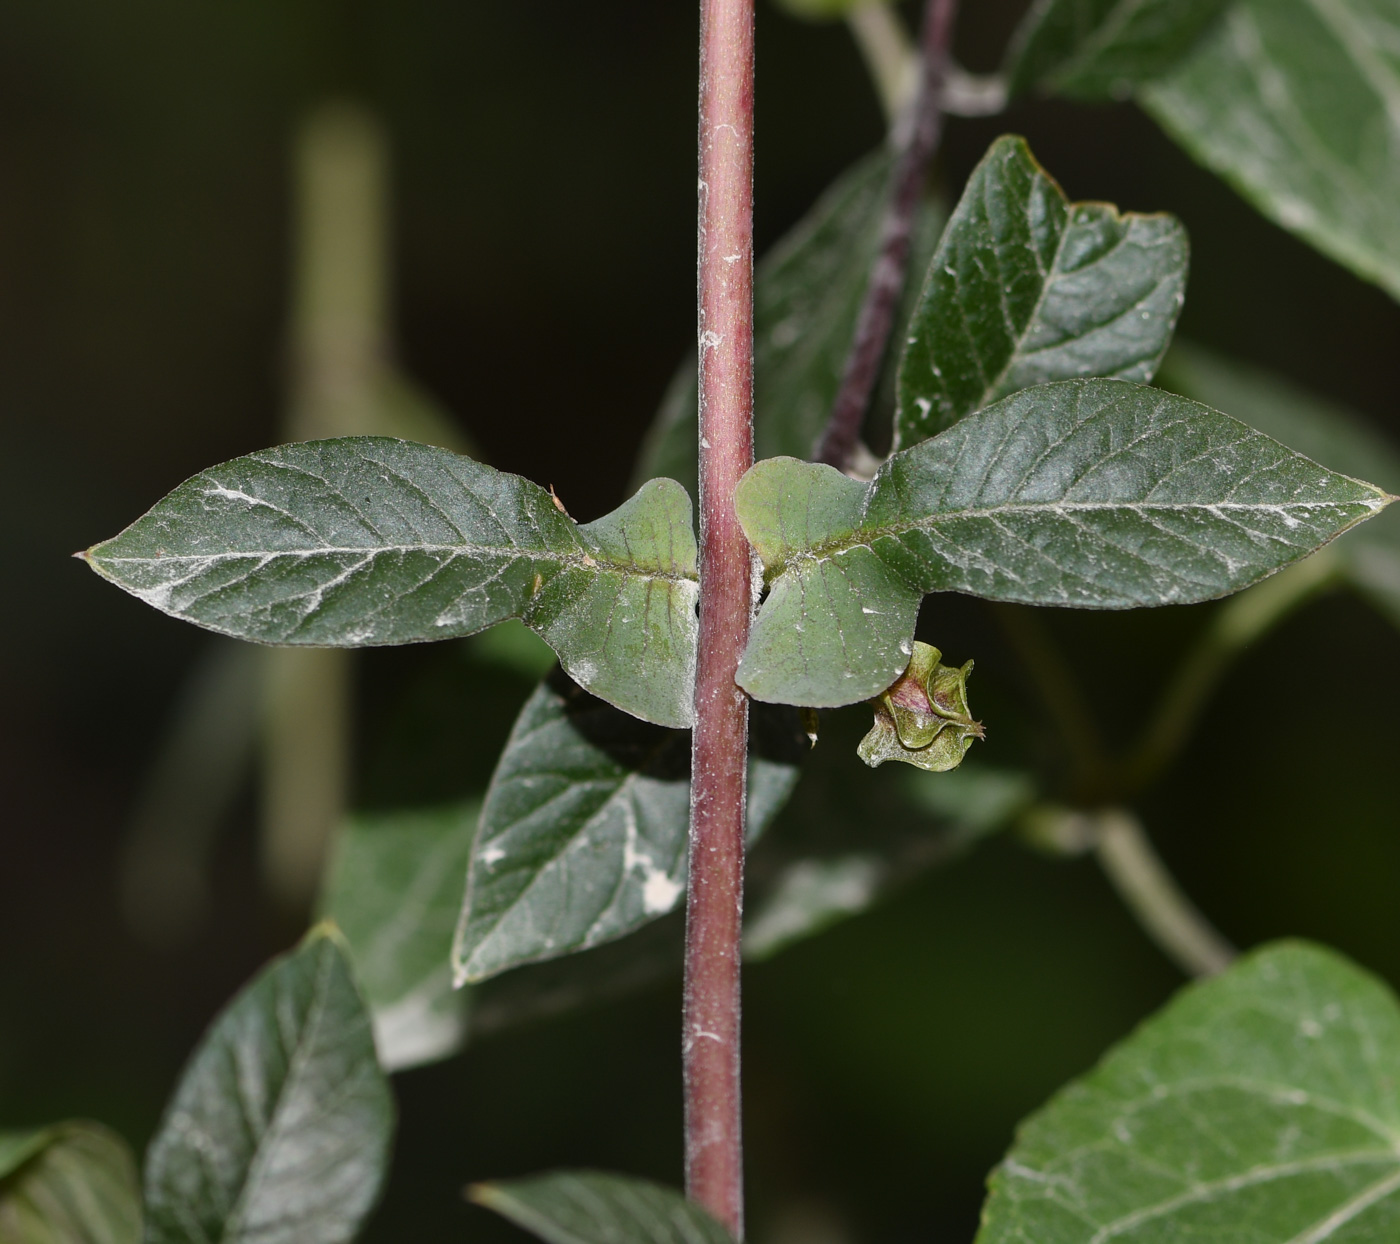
(1093, 808, 1236, 978)
(1121, 549, 1340, 795)
(1023, 804, 1236, 978)
(119, 641, 262, 946)
(845, 2, 919, 124)
(846, 3, 1005, 125)
(261, 103, 390, 911)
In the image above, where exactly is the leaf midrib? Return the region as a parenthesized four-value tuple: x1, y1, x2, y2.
(92, 545, 698, 586)
(221, 946, 339, 1242)
(762, 495, 1382, 579)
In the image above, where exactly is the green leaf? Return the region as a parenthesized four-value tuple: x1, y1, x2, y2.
(83, 439, 697, 728)
(143, 926, 394, 1244)
(452, 670, 806, 983)
(471, 1172, 735, 1244)
(895, 136, 1187, 449)
(319, 801, 479, 1072)
(1141, 0, 1400, 303)
(1160, 342, 1400, 629)
(1005, 0, 1231, 98)
(737, 378, 1392, 707)
(0, 1123, 140, 1244)
(635, 150, 943, 496)
(744, 763, 1035, 961)
(977, 941, 1400, 1243)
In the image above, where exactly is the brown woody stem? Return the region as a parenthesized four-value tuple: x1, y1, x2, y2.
(815, 0, 959, 471)
(686, 0, 755, 1235)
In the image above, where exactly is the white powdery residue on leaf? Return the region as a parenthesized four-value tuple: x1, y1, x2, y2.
(621, 811, 683, 916)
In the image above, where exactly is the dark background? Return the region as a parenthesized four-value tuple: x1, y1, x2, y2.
(2, 1, 1398, 1241)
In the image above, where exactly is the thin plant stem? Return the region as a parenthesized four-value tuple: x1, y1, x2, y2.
(1119, 551, 1339, 795)
(815, 0, 959, 470)
(845, 1, 918, 124)
(686, 0, 755, 1235)
(1093, 808, 1236, 978)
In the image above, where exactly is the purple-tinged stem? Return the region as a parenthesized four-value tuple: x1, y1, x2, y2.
(686, 0, 755, 1236)
(815, 0, 959, 471)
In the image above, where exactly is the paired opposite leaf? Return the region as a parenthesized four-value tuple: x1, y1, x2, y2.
(453, 670, 805, 983)
(895, 136, 1187, 449)
(978, 941, 1400, 1243)
(635, 149, 943, 495)
(84, 439, 697, 728)
(1161, 342, 1400, 631)
(1005, 0, 1231, 98)
(143, 927, 394, 1244)
(0, 1123, 140, 1244)
(472, 1172, 734, 1244)
(738, 378, 1391, 707)
(320, 801, 480, 1072)
(1142, 0, 1400, 303)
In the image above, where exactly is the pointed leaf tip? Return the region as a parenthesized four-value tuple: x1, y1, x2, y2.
(83, 438, 699, 727)
(739, 380, 1393, 708)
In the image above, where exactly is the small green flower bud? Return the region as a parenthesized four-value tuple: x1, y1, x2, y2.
(857, 642, 985, 772)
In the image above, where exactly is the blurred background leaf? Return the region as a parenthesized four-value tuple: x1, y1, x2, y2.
(0, 1122, 140, 1244)
(5, 2, 1400, 1242)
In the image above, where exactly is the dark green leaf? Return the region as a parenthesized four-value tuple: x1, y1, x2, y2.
(978, 941, 1400, 1243)
(319, 801, 479, 1072)
(744, 764, 1035, 960)
(1160, 342, 1400, 629)
(1142, 0, 1400, 302)
(143, 927, 394, 1244)
(737, 378, 1392, 707)
(452, 670, 806, 983)
(471, 1172, 735, 1244)
(83, 439, 697, 728)
(895, 136, 1187, 449)
(0, 1123, 140, 1244)
(634, 150, 943, 495)
(1005, 0, 1231, 98)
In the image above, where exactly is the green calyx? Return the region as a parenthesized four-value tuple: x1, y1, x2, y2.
(857, 641, 984, 772)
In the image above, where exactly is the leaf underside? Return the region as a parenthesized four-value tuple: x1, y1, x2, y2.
(0, 1122, 141, 1244)
(320, 801, 480, 1073)
(142, 929, 394, 1244)
(977, 941, 1400, 1243)
(1005, 0, 1231, 98)
(1142, 0, 1400, 304)
(472, 1171, 735, 1244)
(84, 437, 698, 728)
(737, 378, 1391, 707)
(895, 135, 1187, 450)
(453, 669, 806, 984)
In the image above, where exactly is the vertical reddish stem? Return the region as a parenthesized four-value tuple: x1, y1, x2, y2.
(686, 0, 754, 1236)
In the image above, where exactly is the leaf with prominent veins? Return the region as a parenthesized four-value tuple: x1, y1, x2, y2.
(737, 378, 1392, 708)
(83, 437, 698, 728)
(977, 941, 1400, 1243)
(452, 670, 805, 984)
(1142, 0, 1400, 303)
(895, 136, 1187, 449)
(143, 927, 393, 1244)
